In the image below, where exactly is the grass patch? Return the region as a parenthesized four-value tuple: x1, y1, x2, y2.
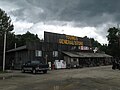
(0, 70, 8, 74)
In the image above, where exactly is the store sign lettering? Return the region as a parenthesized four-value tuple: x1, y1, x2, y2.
(59, 39, 83, 46)
(66, 35, 78, 40)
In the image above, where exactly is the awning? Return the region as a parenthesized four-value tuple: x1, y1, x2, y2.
(7, 45, 27, 52)
(62, 52, 112, 58)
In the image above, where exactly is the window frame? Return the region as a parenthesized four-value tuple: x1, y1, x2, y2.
(35, 50, 42, 57)
(53, 51, 58, 57)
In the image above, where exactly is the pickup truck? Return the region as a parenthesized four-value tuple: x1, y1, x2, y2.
(21, 60, 49, 74)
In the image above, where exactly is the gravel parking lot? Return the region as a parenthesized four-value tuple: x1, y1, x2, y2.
(0, 66, 120, 90)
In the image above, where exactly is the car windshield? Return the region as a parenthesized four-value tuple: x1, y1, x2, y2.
(31, 61, 41, 64)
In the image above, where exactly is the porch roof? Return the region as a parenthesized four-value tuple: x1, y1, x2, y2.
(6, 45, 27, 52)
(62, 52, 112, 58)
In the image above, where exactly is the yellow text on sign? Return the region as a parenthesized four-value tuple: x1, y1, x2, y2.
(59, 39, 83, 46)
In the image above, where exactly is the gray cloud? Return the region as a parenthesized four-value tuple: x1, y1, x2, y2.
(6, 0, 120, 25)
(0, 0, 120, 44)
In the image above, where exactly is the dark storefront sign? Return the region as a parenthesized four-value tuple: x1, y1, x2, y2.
(58, 35, 83, 46)
(44, 31, 91, 51)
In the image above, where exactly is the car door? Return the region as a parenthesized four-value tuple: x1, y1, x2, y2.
(24, 61, 32, 71)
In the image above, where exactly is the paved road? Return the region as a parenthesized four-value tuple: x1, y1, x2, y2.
(0, 66, 120, 90)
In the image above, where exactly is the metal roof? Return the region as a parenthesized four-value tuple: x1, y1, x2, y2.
(7, 45, 27, 52)
(62, 52, 112, 58)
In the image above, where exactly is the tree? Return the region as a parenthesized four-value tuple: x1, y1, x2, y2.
(90, 38, 101, 47)
(0, 8, 14, 70)
(99, 44, 109, 54)
(0, 9, 13, 33)
(107, 27, 120, 57)
(15, 31, 40, 47)
(90, 38, 102, 51)
(6, 32, 16, 50)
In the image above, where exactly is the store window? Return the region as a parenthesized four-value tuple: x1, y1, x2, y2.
(53, 51, 58, 57)
(78, 46, 81, 49)
(35, 50, 42, 57)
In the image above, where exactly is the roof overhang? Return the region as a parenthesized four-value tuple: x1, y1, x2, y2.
(62, 51, 112, 58)
(6, 45, 27, 53)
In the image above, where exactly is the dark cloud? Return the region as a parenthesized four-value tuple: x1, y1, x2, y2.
(6, 0, 120, 26)
(1, 0, 120, 44)
(58, 0, 120, 25)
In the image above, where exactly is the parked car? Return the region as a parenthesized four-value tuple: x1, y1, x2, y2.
(21, 60, 49, 74)
(112, 60, 120, 70)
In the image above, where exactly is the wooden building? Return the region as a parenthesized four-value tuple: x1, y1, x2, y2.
(6, 31, 112, 69)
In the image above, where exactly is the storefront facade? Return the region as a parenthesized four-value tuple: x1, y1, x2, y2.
(6, 31, 112, 69)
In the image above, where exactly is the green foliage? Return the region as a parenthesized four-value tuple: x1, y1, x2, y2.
(0, 70, 7, 73)
(90, 38, 102, 51)
(90, 38, 102, 49)
(107, 27, 120, 57)
(0, 8, 14, 33)
(90, 38, 109, 54)
(0, 8, 14, 66)
(15, 31, 40, 47)
(99, 44, 109, 54)
(0, 8, 14, 47)
(107, 27, 119, 44)
(6, 32, 16, 50)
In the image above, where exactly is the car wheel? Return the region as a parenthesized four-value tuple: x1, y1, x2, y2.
(43, 70, 47, 74)
(32, 69, 36, 74)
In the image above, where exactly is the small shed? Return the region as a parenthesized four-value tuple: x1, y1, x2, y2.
(6, 45, 28, 69)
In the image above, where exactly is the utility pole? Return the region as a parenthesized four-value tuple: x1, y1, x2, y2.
(3, 31, 6, 72)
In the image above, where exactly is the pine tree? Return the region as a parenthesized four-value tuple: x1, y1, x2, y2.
(0, 8, 14, 69)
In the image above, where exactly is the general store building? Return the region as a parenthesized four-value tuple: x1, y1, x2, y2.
(6, 31, 112, 69)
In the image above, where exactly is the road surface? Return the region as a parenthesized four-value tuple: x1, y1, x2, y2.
(0, 66, 120, 90)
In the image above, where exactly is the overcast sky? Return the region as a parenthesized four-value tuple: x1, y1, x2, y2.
(0, 0, 119, 44)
